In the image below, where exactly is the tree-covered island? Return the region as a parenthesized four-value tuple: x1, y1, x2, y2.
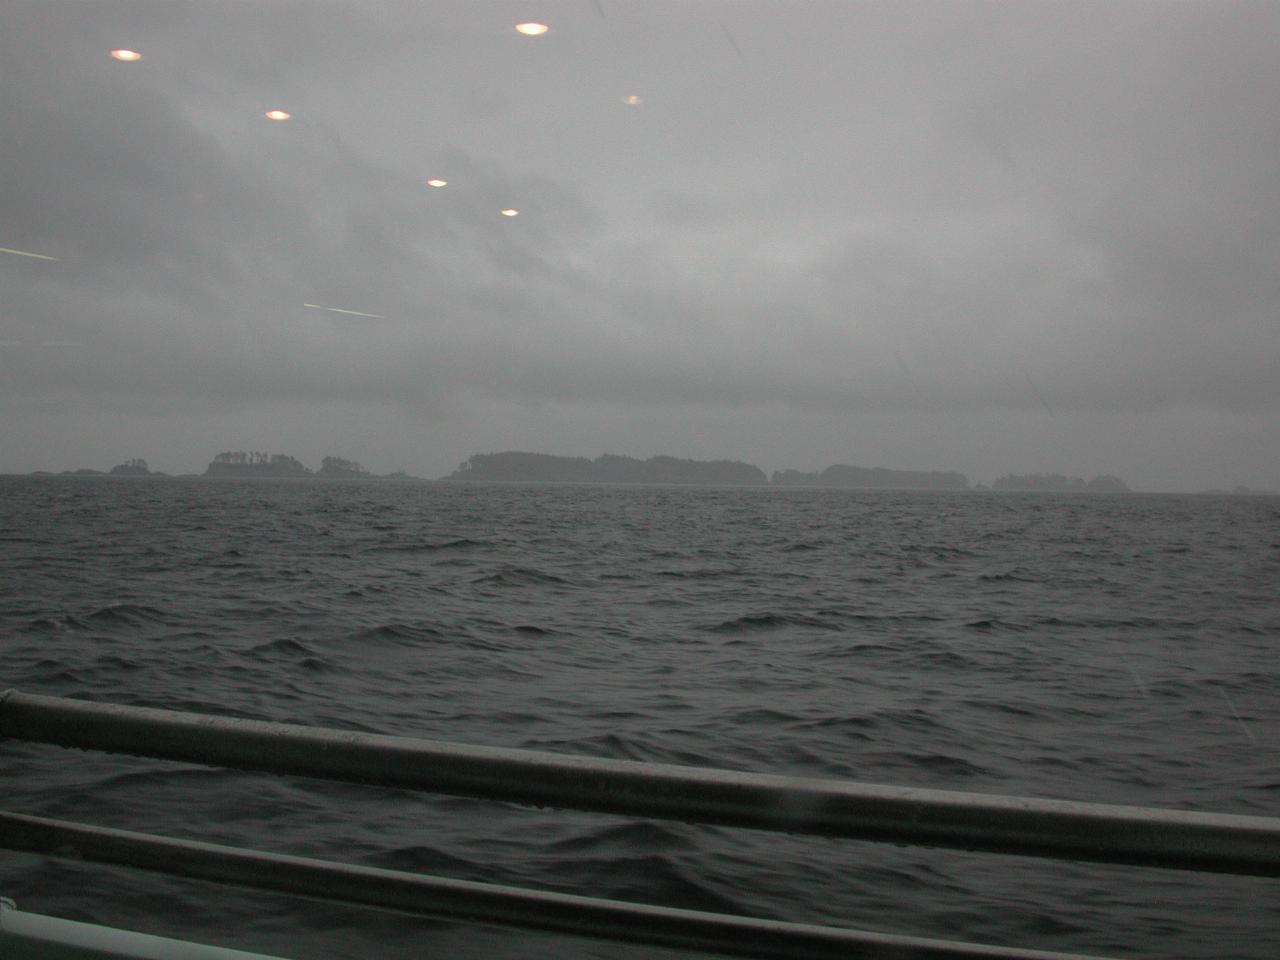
(446, 452, 768, 485)
(202, 452, 406, 478)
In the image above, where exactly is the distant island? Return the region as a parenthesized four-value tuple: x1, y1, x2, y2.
(28, 458, 167, 478)
(446, 452, 967, 488)
(110, 458, 152, 476)
(772, 464, 968, 490)
(202, 451, 415, 479)
(15, 450, 1141, 492)
(445, 452, 768, 485)
(444, 452, 1144, 492)
(1200, 484, 1279, 496)
(205, 451, 311, 477)
(991, 473, 1130, 493)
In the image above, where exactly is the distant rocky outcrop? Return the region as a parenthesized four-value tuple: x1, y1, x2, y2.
(992, 473, 1129, 493)
(772, 464, 969, 490)
(110, 458, 151, 476)
(204, 451, 310, 477)
(446, 452, 768, 485)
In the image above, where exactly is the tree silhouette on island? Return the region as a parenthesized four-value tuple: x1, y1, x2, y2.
(20, 451, 1138, 491)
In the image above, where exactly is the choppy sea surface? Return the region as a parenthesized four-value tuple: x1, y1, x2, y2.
(1, 476, 1277, 959)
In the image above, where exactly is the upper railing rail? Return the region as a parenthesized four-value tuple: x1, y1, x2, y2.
(4, 689, 1279, 877)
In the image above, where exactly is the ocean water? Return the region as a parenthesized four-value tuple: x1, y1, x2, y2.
(1, 476, 1277, 959)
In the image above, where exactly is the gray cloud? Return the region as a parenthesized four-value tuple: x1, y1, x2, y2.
(2, 1, 1278, 487)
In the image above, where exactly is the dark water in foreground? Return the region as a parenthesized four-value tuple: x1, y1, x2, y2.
(1, 477, 1277, 959)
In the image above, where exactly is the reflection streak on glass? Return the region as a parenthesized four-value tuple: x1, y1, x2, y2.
(0, 247, 59, 261)
(302, 303, 386, 320)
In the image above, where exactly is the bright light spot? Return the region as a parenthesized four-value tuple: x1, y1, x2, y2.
(515, 22, 549, 36)
(425, 179, 448, 188)
(110, 49, 141, 61)
(264, 109, 291, 121)
(0, 246, 59, 261)
(303, 303, 386, 320)
(622, 95, 642, 105)
(500, 208, 520, 217)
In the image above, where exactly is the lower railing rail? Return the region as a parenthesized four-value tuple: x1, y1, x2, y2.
(3, 689, 1278, 959)
(0, 810, 1103, 960)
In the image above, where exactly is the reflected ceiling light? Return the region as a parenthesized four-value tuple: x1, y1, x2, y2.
(110, 49, 142, 61)
(264, 109, 292, 120)
(425, 179, 448, 187)
(515, 22, 549, 36)
(500, 208, 520, 217)
(622, 95, 642, 106)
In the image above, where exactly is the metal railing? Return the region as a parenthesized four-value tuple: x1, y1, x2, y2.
(3, 688, 1278, 959)
(0, 895, 290, 960)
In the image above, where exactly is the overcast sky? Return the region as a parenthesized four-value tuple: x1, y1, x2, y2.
(2, 1, 1277, 489)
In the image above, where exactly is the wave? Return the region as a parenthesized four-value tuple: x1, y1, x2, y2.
(725, 706, 802, 726)
(472, 565, 572, 587)
(93, 766, 239, 792)
(964, 618, 1031, 632)
(701, 612, 839, 633)
(247, 636, 319, 657)
(959, 698, 1043, 719)
(85, 603, 173, 626)
(543, 820, 694, 856)
(367, 537, 491, 554)
(655, 566, 740, 579)
(21, 614, 91, 634)
(780, 540, 827, 552)
(978, 570, 1040, 582)
(846, 612, 946, 623)
(864, 749, 998, 779)
(537, 850, 748, 916)
(352, 623, 446, 644)
(363, 844, 489, 878)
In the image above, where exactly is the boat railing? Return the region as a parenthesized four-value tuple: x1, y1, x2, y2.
(3, 688, 1278, 959)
